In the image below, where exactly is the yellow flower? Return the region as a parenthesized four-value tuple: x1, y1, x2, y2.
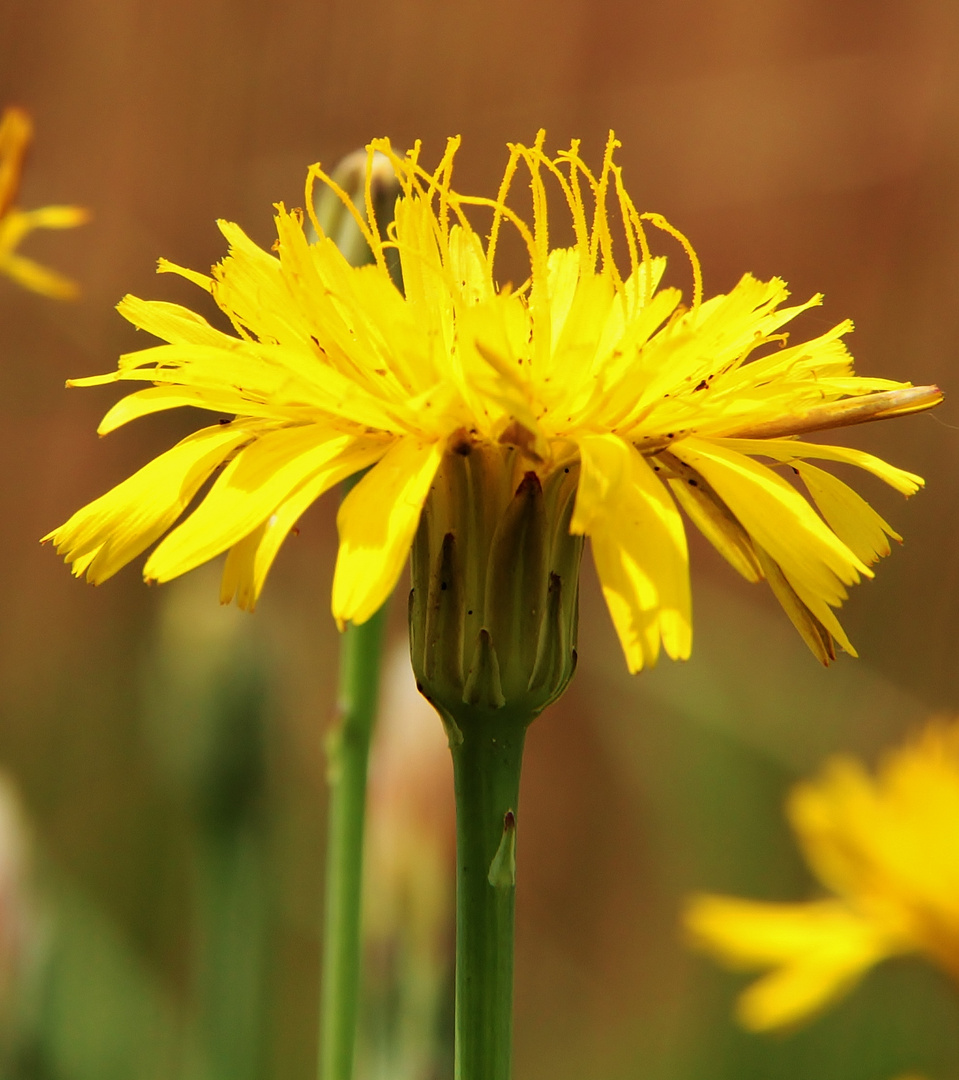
(0, 106, 88, 298)
(45, 133, 939, 671)
(685, 719, 959, 1030)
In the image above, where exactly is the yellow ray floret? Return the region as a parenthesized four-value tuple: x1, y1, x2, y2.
(0, 106, 88, 298)
(686, 718, 959, 1030)
(44, 132, 940, 671)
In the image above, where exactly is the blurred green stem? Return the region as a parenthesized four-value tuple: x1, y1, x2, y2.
(319, 599, 388, 1080)
(449, 707, 527, 1080)
(198, 825, 267, 1080)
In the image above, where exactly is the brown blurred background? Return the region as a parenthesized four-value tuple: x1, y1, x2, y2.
(2, 1, 959, 1078)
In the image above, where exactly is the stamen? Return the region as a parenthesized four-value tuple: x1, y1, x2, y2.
(555, 140, 591, 273)
(432, 135, 462, 250)
(537, 150, 588, 254)
(612, 169, 655, 310)
(516, 134, 549, 260)
(458, 194, 539, 289)
(515, 139, 554, 368)
(608, 163, 638, 283)
(487, 143, 525, 271)
(558, 143, 606, 273)
(641, 212, 703, 309)
(305, 162, 384, 272)
(362, 148, 384, 261)
(591, 133, 623, 292)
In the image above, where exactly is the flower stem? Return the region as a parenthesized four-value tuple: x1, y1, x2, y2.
(449, 706, 528, 1080)
(319, 601, 388, 1080)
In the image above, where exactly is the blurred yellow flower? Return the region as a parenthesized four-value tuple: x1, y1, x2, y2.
(685, 719, 959, 1030)
(0, 106, 88, 298)
(45, 133, 938, 670)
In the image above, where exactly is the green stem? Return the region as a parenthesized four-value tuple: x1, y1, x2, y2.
(319, 602, 388, 1080)
(197, 826, 267, 1080)
(449, 707, 528, 1080)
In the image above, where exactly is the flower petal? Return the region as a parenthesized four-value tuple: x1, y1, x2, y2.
(0, 250, 79, 299)
(715, 437, 924, 496)
(117, 295, 238, 348)
(43, 423, 256, 583)
(685, 894, 900, 1030)
(660, 452, 762, 583)
(332, 438, 444, 626)
(673, 437, 869, 604)
(793, 460, 900, 566)
(755, 545, 841, 664)
(145, 428, 387, 583)
(97, 386, 279, 434)
(219, 437, 387, 610)
(572, 433, 690, 672)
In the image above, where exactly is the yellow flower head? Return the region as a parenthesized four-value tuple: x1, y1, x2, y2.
(0, 106, 88, 298)
(685, 719, 959, 1031)
(45, 133, 939, 671)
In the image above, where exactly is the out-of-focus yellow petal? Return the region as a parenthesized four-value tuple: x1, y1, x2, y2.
(0, 199, 89, 298)
(789, 740, 959, 954)
(6, 204, 89, 231)
(688, 718, 959, 1033)
(332, 437, 443, 627)
(735, 944, 884, 1031)
(573, 433, 690, 672)
(0, 250, 80, 299)
(685, 894, 900, 1030)
(0, 106, 31, 216)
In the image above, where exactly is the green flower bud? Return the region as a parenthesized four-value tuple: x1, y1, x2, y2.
(409, 438, 583, 738)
